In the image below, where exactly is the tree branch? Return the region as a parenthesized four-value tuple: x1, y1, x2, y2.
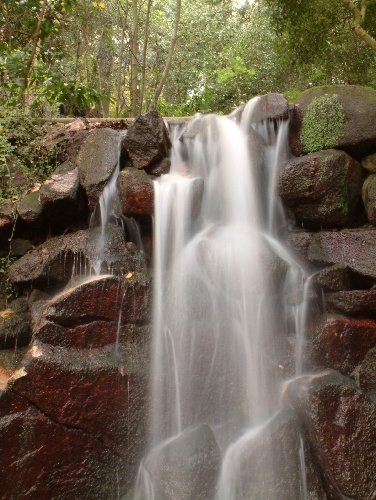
(339, 0, 376, 52)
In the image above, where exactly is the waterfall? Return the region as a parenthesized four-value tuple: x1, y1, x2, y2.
(135, 101, 311, 499)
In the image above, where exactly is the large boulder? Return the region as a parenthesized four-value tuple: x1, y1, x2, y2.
(7, 225, 144, 291)
(290, 85, 376, 158)
(39, 161, 87, 231)
(123, 110, 171, 171)
(117, 168, 154, 216)
(278, 149, 363, 229)
(231, 93, 289, 125)
(17, 190, 45, 228)
(310, 314, 376, 375)
(0, 340, 147, 498)
(77, 128, 121, 211)
(284, 370, 376, 500)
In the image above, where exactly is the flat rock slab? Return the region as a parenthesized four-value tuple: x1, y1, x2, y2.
(325, 290, 376, 318)
(285, 370, 376, 500)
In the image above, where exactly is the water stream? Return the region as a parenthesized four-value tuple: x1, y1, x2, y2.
(135, 100, 311, 499)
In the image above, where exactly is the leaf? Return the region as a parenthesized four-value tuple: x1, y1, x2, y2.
(0, 309, 14, 318)
(98, 1, 105, 7)
(92, 1, 97, 6)
(125, 272, 133, 279)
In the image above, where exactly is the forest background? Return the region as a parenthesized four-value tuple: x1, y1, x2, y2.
(1, 0, 376, 118)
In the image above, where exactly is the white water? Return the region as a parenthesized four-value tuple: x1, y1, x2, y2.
(135, 100, 311, 499)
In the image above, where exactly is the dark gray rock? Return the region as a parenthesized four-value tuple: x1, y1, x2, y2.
(325, 290, 376, 318)
(0, 298, 31, 349)
(77, 128, 121, 211)
(9, 238, 32, 257)
(290, 85, 376, 158)
(278, 149, 363, 229)
(17, 191, 45, 227)
(362, 174, 376, 225)
(285, 370, 376, 500)
(358, 346, 376, 394)
(124, 110, 171, 170)
(39, 161, 87, 230)
(310, 264, 351, 291)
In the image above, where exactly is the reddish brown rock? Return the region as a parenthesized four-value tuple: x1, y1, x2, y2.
(278, 149, 363, 229)
(290, 85, 376, 158)
(358, 346, 376, 394)
(117, 168, 154, 216)
(285, 370, 376, 500)
(310, 314, 376, 375)
(123, 110, 171, 170)
(0, 341, 147, 498)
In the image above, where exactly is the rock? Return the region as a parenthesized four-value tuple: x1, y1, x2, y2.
(0, 340, 147, 498)
(147, 157, 171, 176)
(242, 93, 289, 124)
(17, 190, 45, 227)
(325, 290, 376, 318)
(362, 153, 376, 173)
(278, 149, 363, 229)
(217, 410, 327, 500)
(33, 273, 151, 349)
(362, 174, 376, 225)
(285, 231, 314, 263)
(310, 314, 376, 375)
(7, 225, 144, 291)
(123, 110, 171, 170)
(117, 168, 154, 216)
(284, 370, 376, 500)
(290, 85, 376, 158)
(140, 424, 221, 500)
(9, 238, 32, 257)
(65, 117, 89, 131)
(358, 346, 376, 393)
(0, 298, 31, 349)
(39, 161, 87, 231)
(0, 202, 14, 251)
(77, 128, 121, 211)
(306, 228, 376, 282)
(310, 264, 351, 291)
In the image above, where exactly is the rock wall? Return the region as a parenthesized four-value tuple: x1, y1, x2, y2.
(0, 89, 375, 499)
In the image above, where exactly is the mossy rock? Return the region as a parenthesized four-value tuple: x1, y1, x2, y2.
(290, 85, 376, 159)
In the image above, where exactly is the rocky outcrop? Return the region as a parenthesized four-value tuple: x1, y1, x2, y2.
(290, 85, 376, 158)
(117, 168, 154, 216)
(285, 371, 376, 500)
(278, 149, 363, 229)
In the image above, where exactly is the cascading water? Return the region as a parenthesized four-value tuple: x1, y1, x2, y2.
(135, 99, 311, 499)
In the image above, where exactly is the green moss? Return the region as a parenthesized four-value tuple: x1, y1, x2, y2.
(301, 94, 345, 153)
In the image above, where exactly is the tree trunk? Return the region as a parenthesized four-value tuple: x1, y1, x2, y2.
(139, 0, 153, 114)
(130, 0, 139, 117)
(17, 0, 48, 109)
(150, 0, 182, 110)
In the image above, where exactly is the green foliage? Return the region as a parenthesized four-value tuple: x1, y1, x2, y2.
(301, 94, 345, 153)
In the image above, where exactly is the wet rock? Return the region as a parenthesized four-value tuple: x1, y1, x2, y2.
(290, 85, 376, 158)
(0, 341, 147, 498)
(77, 127, 121, 211)
(0, 201, 14, 250)
(141, 424, 221, 500)
(310, 314, 376, 375)
(0, 298, 31, 349)
(362, 152, 376, 173)
(7, 225, 144, 291)
(246, 93, 289, 124)
(124, 110, 171, 170)
(325, 290, 376, 318)
(34, 273, 151, 348)
(358, 346, 376, 393)
(39, 161, 87, 231)
(117, 168, 154, 216)
(307, 228, 376, 281)
(285, 231, 314, 263)
(285, 370, 376, 500)
(147, 157, 171, 176)
(32, 126, 90, 165)
(310, 264, 351, 291)
(362, 174, 376, 225)
(17, 190, 45, 227)
(9, 238, 32, 257)
(218, 410, 326, 500)
(278, 149, 363, 229)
